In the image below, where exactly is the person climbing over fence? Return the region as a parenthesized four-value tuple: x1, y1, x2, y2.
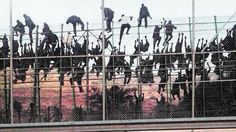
(66, 15, 85, 36)
(164, 20, 177, 44)
(23, 14, 35, 43)
(118, 14, 133, 45)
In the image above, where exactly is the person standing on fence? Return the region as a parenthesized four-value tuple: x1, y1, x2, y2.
(66, 15, 85, 36)
(164, 20, 177, 44)
(138, 3, 152, 28)
(14, 20, 25, 46)
(118, 14, 133, 45)
(103, 7, 114, 33)
(23, 14, 35, 43)
(152, 23, 163, 51)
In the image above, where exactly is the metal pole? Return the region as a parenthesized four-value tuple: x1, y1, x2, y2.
(59, 24, 63, 111)
(214, 16, 224, 116)
(191, 0, 196, 118)
(9, 0, 14, 124)
(101, 0, 106, 121)
(86, 22, 89, 111)
(214, 16, 219, 44)
(35, 26, 41, 122)
(188, 17, 192, 47)
(112, 22, 115, 85)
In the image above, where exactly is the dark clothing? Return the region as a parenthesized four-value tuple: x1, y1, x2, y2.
(138, 5, 151, 27)
(153, 26, 162, 50)
(24, 15, 35, 43)
(119, 24, 131, 42)
(124, 63, 132, 84)
(42, 24, 51, 36)
(164, 23, 177, 43)
(233, 24, 236, 39)
(0, 36, 9, 57)
(139, 5, 150, 18)
(66, 15, 85, 35)
(14, 21, 25, 34)
(165, 23, 177, 34)
(14, 21, 25, 45)
(104, 8, 114, 32)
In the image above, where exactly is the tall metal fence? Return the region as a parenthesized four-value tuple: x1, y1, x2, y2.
(0, 16, 236, 124)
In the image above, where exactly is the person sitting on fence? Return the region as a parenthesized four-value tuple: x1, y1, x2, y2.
(103, 7, 114, 33)
(23, 14, 35, 43)
(118, 14, 133, 45)
(14, 20, 25, 46)
(66, 15, 85, 36)
(164, 20, 177, 44)
(138, 3, 152, 28)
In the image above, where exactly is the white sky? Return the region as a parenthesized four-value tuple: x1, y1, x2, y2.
(0, 0, 236, 33)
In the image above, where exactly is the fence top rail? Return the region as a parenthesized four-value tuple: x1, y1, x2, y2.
(0, 19, 236, 37)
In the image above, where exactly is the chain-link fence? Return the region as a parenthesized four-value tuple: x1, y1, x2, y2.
(0, 15, 236, 124)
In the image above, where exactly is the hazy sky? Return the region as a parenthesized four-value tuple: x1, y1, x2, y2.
(0, 0, 236, 34)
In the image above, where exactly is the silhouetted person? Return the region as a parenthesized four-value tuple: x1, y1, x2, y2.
(41, 22, 52, 36)
(232, 24, 236, 40)
(90, 41, 101, 55)
(153, 24, 162, 51)
(171, 78, 181, 100)
(124, 61, 132, 84)
(66, 15, 84, 36)
(98, 32, 112, 49)
(14, 20, 25, 45)
(118, 14, 132, 45)
(103, 7, 114, 33)
(23, 14, 35, 43)
(0, 34, 9, 57)
(29, 102, 36, 123)
(164, 20, 177, 44)
(70, 66, 85, 93)
(138, 4, 152, 28)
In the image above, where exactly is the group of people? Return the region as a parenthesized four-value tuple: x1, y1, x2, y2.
(0, 3, 236, 102)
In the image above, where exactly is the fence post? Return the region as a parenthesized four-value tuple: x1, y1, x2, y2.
(214, 16, 224, 116)
(86, 22, 90, 111)
(188, 17, 192, 46)
(59, 24, 63, 112)
(214, 16, 219, 44)
(191, 0, 196, 118)
(9, 0, 14, 124)
(34, 25, 41, 122)
(101, 0, 106, 121)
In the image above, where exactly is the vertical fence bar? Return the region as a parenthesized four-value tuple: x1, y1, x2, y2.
(214, 16, 224, 116)
(86, 22, 89, 111)
(4, 56, 8, 123)
(101, 0, 106, 121)
(9, 0, 14, 124)
(112, 21, 115, 85)
(35, 26, 40, 122)
(59, 24, 63, 111)
(214, 16, 219, 44)
(188, 17, 192, 47)
(191, 0, 196, 118)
